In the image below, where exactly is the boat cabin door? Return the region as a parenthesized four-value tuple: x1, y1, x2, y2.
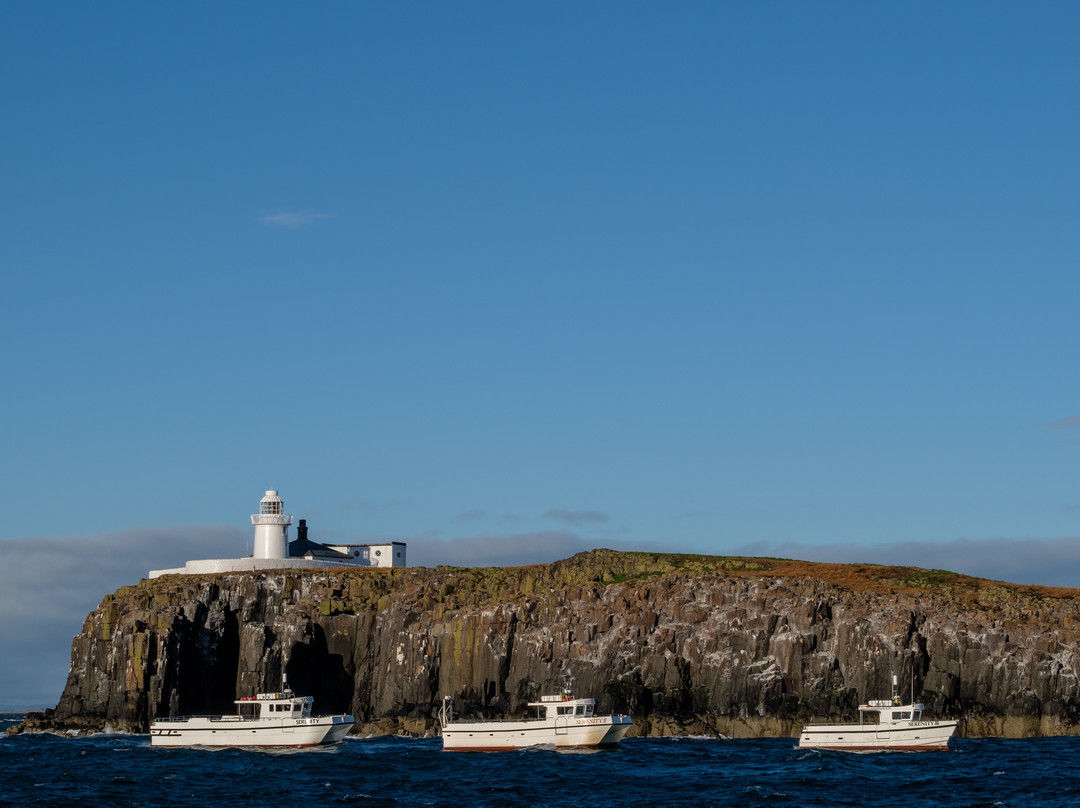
(555, 716, 569, 736)
(876, 711, 895, 741)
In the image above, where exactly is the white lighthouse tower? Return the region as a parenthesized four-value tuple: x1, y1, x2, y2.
(250, 489, 292, 559)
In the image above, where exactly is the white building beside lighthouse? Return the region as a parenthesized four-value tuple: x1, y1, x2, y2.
(148, 488, 406, 578)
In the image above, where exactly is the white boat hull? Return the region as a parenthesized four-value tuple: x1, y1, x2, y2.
(441, 715, 632, 751)
(150, 715, 354, 748)
(798, 720, 957, 751)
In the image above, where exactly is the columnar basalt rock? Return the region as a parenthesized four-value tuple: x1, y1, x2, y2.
(10, 550, 1080, 738)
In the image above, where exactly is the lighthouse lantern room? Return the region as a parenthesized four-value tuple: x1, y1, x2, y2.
(250, 489, 292, 559)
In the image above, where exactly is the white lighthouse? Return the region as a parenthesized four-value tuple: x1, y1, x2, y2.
(147, 486, 407, 577)
(250, 489, 292, 559)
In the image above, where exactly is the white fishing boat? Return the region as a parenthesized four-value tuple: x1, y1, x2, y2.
(798, 676, 957, 751)
(150, 676, 354, 748)
(438, 687, 632, 751)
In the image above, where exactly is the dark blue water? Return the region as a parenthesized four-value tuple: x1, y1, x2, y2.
(4, 713, 1079, 807)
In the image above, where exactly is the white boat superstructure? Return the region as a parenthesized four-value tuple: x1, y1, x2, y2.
(798, 676, 957, 751)
(439, 689, 632, 751)
(150, 677, 354, 748)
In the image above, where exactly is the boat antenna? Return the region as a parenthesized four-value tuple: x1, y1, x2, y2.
(281, 655, 292, 696)
(559, 667, 574, 698)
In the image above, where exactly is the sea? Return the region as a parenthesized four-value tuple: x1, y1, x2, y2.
(3, 713, 1079, 808)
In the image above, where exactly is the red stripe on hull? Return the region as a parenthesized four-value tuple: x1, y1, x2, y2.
(804, 744, 950, 752)
(153, 742, 327, 749)
(442, 743, 602, 752)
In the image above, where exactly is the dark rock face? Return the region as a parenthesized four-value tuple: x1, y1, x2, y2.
(10, 550, 1080, 738)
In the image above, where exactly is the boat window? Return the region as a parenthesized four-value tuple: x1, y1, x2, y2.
(575, 705, 585, 716)
(913, 710, 921, 721)
(901, 712, 911, 720)
(585, 704, 594, 717)
(892, 712, 902, 720)
(558, 706, 571, 716)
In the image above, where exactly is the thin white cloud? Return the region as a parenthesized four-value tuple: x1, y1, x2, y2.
(406, 532, 598, 567)
(1045, 416, 1080, 444)
(1047, 415, 1080, 430)
(405, 531, 652, 568)
(542, 509, 610, 525)
(257, 211, 336, 229)
(453, 510, 486, 523)
(338, 498, 376, 512)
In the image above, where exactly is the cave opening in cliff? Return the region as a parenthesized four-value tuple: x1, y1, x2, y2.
(286, 625, 352, 715)
(161, 604, 241, 717)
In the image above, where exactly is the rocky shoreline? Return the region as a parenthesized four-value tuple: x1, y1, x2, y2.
(10, 550, 1080, 738)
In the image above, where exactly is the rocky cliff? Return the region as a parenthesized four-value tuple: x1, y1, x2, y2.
(11, 550, 1080, 738)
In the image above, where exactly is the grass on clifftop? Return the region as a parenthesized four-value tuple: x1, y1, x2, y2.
(557, 549, 1077, 602)
(135, 548, 1078, 607)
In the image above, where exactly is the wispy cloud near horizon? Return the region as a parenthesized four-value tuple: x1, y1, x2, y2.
(257, 211, 336, 229)
(542, 509, 610, 525)
(408, 531, 594, 567)
(0, 525, 247, 710)
(338, 498, 377, 512)
(1047, 416, 1080, 429)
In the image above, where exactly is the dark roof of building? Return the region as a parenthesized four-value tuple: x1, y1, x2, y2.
(288, 537, 352, 560)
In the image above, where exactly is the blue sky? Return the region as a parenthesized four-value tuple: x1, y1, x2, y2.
(3, 3, 1080, 709)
